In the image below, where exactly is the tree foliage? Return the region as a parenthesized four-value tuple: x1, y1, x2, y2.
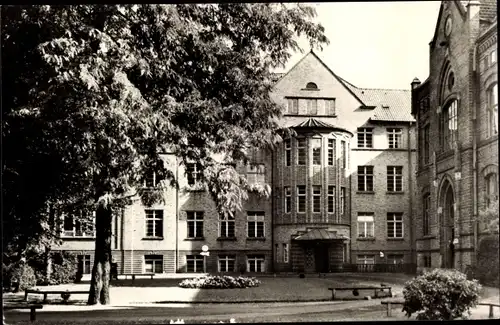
(2, 4, 328, 304)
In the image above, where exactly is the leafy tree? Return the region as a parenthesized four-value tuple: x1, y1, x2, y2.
(1, 4, 328, 305)
(479, 199, 499, 233)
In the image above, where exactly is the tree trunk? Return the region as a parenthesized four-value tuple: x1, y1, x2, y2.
(88, 204, 113, 305)
(45, 246, 52, 282)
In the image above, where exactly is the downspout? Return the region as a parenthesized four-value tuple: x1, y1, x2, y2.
(271, 149, 275, 273)
(120, 208, 124, 274)
(407, 122, 415, 269)
(176, 156, 179, 273)
(472, 45, 479, 263)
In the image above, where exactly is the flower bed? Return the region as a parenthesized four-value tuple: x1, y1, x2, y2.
(178, 275, 260, 289)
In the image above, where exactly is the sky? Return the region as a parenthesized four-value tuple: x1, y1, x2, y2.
(276, 1, 442, 90)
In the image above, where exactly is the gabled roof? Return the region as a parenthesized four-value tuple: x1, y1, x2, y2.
(294, 228, 348, 241)
(291, 118, 354, 135)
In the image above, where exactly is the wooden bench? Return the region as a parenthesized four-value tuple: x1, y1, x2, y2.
(381, 299, 405, 317)
(328, 284, 392, 300)
(4, 304, 43, 321)
(24, 289, 89, 303)
(478, 302, 500, 319)
(121, 273, 155, 280)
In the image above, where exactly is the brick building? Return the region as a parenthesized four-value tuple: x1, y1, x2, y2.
(411, 0, 497, 273)
(53, 51, 418, 276)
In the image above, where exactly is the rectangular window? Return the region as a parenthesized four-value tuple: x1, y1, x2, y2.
(491, 50, 497, 64)
(284, 186, 291, 213)
(247, 211, 265, 238)
(441, 101, 458, 151)
(285, 139, 291, 166)
(186, 163, 202, 186)
(297, 185, 306, 213)
(326, 99, 336, 115)
(358, 166, 374, 192)
(144, 255, 163, 273)
(247, 255, 265, 272)
(357, 255, 375, 265)
(145, 209, 163, 238)
(423, 125, 430, 165)
(145, 171, 163, 188)
(488, 84, 498, 137)
(357, 213, 374, 238)
(287, 98, 299, 114)
(307, 99, 318, 115)
(387, 166, 403, 192)
(186, 211, 204, 238)
(297, 138, 306, 165)
(312, 186, 321, 213)
(387, 213, 404, 238)
(77, 255, 91, 274)
(340, 187, 346, 216)
(62, 211, 95, 237)
(328, 139, 335, 166)
(246, 163, 266, 184)
(341, 141, 347, 168)
(387, 128, 402, 149)
(387, 254, 404, 265)
(218, 255, 236, 272)
(327, 185, 335, 214)
(218, 215, 235, 238)
(186, 255, 204, 273)
(423, 194, 430, 236)
(311, 138, 322, 165)
(283, 244, 289, 263)
(357, 128, 373, 148)
(423, 255, 432, 267)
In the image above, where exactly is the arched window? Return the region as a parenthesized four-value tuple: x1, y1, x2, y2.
(306, 82, 318, 90)
(485, 173, 498, 208)
(447, 72, 455, 91)
(487, 83, 498, 137)
(440, 100, 458, 151)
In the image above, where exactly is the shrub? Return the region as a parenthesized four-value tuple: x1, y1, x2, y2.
(178, 275, 260, 289)
(402, 268, 481, 320)
(10, 264, 37, 292)
(33, 252, 78, 285)
(475, 235, 499, 287)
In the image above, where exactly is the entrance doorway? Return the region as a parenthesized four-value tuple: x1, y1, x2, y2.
(441, 180, 455, 268)
(314, 243, 329, 272)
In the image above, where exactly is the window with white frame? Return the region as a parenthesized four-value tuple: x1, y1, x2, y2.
(77, 255, 92, 274)
(247, 163, 265, 184)
(328, 139, 335, 166)
(307, 99, 318, 115)
(387, 213, 404, 238)
(219, 214, 235, 238)
(284, 186, 291, 213)
(487, 84, 498, 137)
(145, 209, 163, 238)
(387, 166, 403, 192)
(357, 255, 375, 264)
(387, 128, 402, 149)
(358, 166, 374, 192)
(423, 193, 430, 236)
(144, 255, 163, 273)
(186, 211, 204, 238)
(341, 141, 347, 168)
(287, 98, 299, 114)
(387, 254, 404, 264)
(62, 211, 96, 237)
(218, 255, 236, 272)
(296, 138, 306, 165)
(297, 185, 306, 213)
(145, 171, 163, 188)
(491, 49, 497, 65)
(485, 173, 499, 208)
(312, 186, 321, 213)
(357, 213, 374, 238)
(283, 243, 289, 263)
(186, 255, 204, 272)
(247, 212, 265, 238)
(325, 99, 336, 115)
(186, 163, 202, 186)
(247, 255, 265, 272)
(357, 128, 373, 148)
(441, 100, 458, 151)
(340, 187, 346, 216)
(327, 185, 335, 214)
(311, 138, 322, 165)
(284, 139, 291, 166)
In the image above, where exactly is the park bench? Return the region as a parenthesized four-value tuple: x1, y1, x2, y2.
(328, 283, 392, 301)
(4, 304, 43, 321)
(121, 273, 155, 280)
(24, 289, 89, 303)
(478, 302, 500, 319)
(381, 299, 405, 317)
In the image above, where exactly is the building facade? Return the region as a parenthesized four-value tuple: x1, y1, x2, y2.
(52, 51, 418, 276)
(411, 0, 497, 273)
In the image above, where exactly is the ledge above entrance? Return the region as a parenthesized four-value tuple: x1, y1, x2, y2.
(293, 228, 349, 241)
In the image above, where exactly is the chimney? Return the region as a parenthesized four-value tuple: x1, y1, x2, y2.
(411, 77, 421, 90)
(467, 0, 481, 21)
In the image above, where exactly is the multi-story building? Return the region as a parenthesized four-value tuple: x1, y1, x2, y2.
(53, 50, 418, 276)
(411, 0, 497, 273)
